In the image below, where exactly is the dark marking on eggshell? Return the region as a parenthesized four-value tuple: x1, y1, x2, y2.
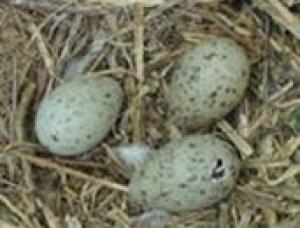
(179, 183, 187, 188)
(50, 134, 58, 142)
(210, 91, 218, 98)
(189, 97, 196, 102)
(189, 143, 196, 148)
(199, 189, 206, 195)
(220, 101, 226, 107)
(86, 134, 92, 140)
(104, 93, 112, 98)
(198, 158, 205, 163)
(204, 52, 218, 60)
(141, 190, 147, 197)
(211, 159, 225, 179)
(159, 191, 169, 198)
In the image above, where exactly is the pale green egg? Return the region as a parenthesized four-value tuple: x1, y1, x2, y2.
(166, 36, 249, 129)
(35, 76, 123, 156)
(129, 134, 241, 212)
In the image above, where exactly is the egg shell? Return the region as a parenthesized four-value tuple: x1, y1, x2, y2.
(35, 76, 123, 156)
(166, 36, 249, 129)
(129, 134, 240, 212)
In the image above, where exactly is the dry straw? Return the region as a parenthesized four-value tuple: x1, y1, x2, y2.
(0, 0, 300, 227)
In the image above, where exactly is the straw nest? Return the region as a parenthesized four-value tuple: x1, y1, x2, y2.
(0, 0, 300, 227)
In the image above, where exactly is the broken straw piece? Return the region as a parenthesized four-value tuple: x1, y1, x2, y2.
(85, 0, 165, 6)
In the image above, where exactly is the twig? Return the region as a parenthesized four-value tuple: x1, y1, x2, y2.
(0, 194, 33, 228)
(8, 0, 165, 8)
(254, 0, 300, 40)
(15, 83, 36, 142)
(84, 0, 165, 6)
(217, 120, 254, 159)
(9, 152, 129, 192)
(132, 4, 144, 142)
(265, 164, 300, 186)
(29, 23, 57, 80)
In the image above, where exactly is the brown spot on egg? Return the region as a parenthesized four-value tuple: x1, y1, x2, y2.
(50, 134, 58, 142)
(209, 91, 217, 98)
(86, 134, 92, 140)
(174, 200, 182, 206)
(104, 93, 112, 98)
(189, 97, 196, 102)
(189, 143, 196, 148)
(220, 101, 226, 107)
(159, 191, 169, 198)
(199, 189, 206, 195)
(190, 157, 197, 163)
(189, 75, 196, 80)
(198, 158, 205, 163)
(204, 52, 218, 60)
(141, 190, 147, 196)
(179, 183, 187, 188)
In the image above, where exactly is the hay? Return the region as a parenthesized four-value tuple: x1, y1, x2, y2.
(0, 0, 300, 227)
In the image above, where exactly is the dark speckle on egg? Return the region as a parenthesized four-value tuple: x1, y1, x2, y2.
(210, 91, 218, 98)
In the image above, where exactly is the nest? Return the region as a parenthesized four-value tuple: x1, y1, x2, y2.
(0, 0, 300, 227)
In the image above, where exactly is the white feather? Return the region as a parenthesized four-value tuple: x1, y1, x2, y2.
(115, 143, 151, 169)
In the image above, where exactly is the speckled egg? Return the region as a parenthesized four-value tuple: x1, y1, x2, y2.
(129, 134, 240, 212)
(166, 36, 249, 129)
(35, 76, 123, 156)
